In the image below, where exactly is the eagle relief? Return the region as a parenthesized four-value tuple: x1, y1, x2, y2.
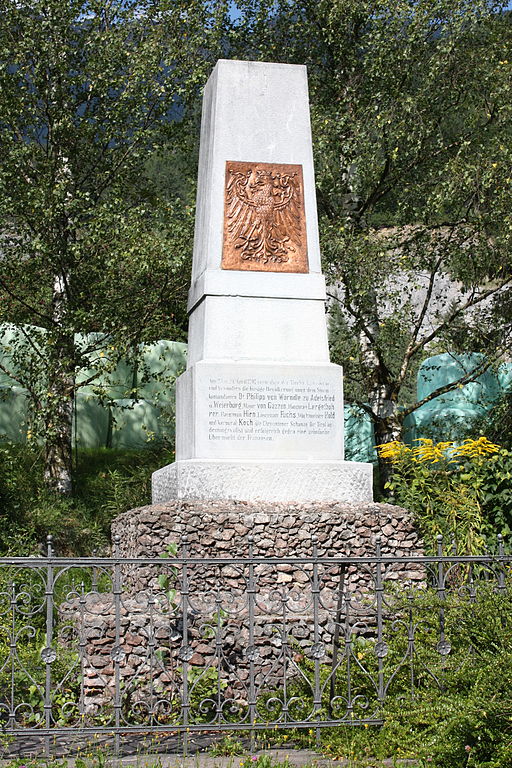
(222, 161, 308, 273)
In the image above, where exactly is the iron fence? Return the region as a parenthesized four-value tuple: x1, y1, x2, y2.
(0, 534, 510, 757)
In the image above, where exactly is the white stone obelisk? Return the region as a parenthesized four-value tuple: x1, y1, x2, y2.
(152, 60, 373, 503)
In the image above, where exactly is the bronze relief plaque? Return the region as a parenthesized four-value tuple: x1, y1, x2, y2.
(222, 161, 308, 273)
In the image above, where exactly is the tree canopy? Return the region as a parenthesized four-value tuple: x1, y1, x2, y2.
(232, 0, 512, 481)
(1, 0, 511, 494)
(0, 0, 229, 491)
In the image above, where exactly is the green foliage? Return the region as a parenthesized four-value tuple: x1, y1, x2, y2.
(0, 756, 133, 768)
(209, 734, 245, 756)
(360, 651, 512, 768)
(240, 757, 291, 768)
(0, 622, 81, 727)
(0, 442, 171, 555)
(379, 438, 512, 551)
(158, 541, 179, 610)
(474, 390, 512, 451)
(373, 587, 512, 766)
(234, 0, 512, 485)
(281, 584, 512, 767)
(0, 0, 232, 491)
(475, 448, 512, 540)
(187, 665, 228, 723)
(75, 752, 112, 768)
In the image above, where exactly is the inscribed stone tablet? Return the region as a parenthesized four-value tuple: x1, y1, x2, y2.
(183, 362, 344, 461)
(222, 161, 308, 273)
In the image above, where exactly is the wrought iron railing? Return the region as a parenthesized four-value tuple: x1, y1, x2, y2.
(0, 534, 510, 757)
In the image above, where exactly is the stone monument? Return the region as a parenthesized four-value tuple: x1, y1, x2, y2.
(152, 59, 373, 503)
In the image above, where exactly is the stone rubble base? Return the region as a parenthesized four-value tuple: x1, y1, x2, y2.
(63, 501, 423, 711)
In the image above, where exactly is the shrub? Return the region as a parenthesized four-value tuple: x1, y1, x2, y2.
(378, 437, 512, 552)
(280, 583, 512, 767)
(0, 442, 173, 555)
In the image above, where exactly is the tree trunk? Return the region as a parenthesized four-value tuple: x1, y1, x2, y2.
(43, 388, 73, 495)
(372, 407, 402, 495)
(43, 272, 74, 495)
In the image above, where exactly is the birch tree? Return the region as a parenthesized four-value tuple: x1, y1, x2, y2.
(0, 0, 226, 493)
(235, 0, 512, 483)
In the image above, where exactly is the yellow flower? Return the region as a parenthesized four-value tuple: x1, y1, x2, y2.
(377, 441, 411, 462)
(452, 437, 501, 459)
(412, 438, 453, 463)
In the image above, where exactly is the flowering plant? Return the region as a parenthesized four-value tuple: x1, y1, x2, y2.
(377, 437, 510, 553)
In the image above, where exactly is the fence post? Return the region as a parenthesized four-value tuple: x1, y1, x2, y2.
(147, 588, 157, 724)
(180, 534, 190, 757)
(311, 535, 321, 748)
(43, 535, 54, 759)
(375, 536, 385, 702)
(436, 534, 445, 601)
(329, 563, 346, 716)
(78, 581, 87, 725)
(8, 581, 16, 730)
(497, 534, 506, 594)
(214, 586, 224, 724)
(112, 534, 122, 758)
(247, 535, 256, 753)
(91, 549, 98, 592)
(436, 534, 449, 691)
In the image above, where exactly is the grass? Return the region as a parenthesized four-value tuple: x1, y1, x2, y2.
(0, 442, 174, 555)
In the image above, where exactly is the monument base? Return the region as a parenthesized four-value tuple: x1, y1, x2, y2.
(151, 458, 373, 503)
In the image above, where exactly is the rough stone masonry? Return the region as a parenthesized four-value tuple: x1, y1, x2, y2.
(64, 501, 423, 713)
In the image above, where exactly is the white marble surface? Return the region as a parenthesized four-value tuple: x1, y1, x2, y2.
(187, 270, 326, 312)
(192, 60, 321, 282)
(187, 297, 330, 365)
(152, 459, 373, 503)
(176, 361, 344, 461)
